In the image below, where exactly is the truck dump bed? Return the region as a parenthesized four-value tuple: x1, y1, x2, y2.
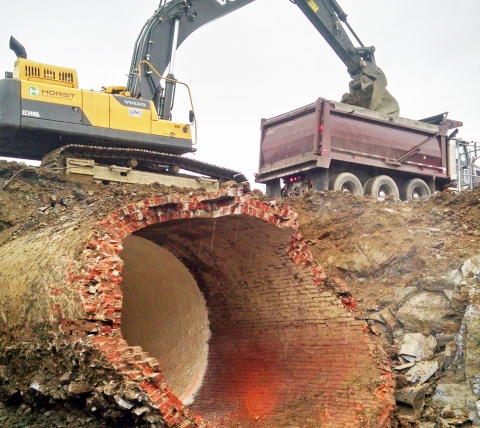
(257, 98, 461, 184)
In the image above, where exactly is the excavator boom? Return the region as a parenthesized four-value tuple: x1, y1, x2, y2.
(128, 0, 399, 118)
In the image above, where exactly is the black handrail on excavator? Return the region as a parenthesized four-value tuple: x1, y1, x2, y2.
(126, 0, 400, 120)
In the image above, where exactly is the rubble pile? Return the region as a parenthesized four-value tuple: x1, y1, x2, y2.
(287, 189, 480, 427)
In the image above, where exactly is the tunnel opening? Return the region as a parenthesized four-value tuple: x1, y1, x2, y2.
(75, 192, 394, 427)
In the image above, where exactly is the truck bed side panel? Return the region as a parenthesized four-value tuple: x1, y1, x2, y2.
(329, 111, 443, 172)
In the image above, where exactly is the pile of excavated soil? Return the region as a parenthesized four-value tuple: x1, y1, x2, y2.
(1, 159, 480, 427)
(285, 187, 480, 318)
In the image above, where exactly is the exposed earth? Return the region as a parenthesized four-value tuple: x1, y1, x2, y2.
(0, 159, 479, 427)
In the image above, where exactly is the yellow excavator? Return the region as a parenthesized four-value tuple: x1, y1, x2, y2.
(0, 0, 399, 185)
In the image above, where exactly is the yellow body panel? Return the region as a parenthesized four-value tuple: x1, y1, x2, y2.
(109, 95, 151, 134)
(82, 90, 110, 128)
(15, 58, 78, 88)
(21, 81, 82, 108)
(151, 119, 192, 139)
(18, 59, 191, 141)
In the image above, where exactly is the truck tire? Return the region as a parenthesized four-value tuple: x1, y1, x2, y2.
(329, 173, 363, 196)
(364, 175, 400, 201)
(362, 177, 374, 196)
(402, 178, 431, 200)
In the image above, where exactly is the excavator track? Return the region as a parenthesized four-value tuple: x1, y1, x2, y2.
(41, 145, 247, 183)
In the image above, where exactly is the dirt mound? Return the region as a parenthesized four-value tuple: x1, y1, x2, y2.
(286, 189, 480, 316)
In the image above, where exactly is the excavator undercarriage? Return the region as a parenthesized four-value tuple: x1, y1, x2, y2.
(40, 145, 246, 188)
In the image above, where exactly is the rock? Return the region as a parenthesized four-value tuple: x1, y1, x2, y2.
(395, 286, 417, 304)
(102, 383, 118, 396)
(397, 292, 456, 333)
(443, 289, 456, 301)
(435, 416, 450, 428)
(380, 307, 398, 328)
(432, 383, 477, 413)
(395, 385, 427, 408)
(405, 360, 439, 384)
(466, 305, 480, 379)
(432, 241, 445, 249)
(394, 362, 415, 371)
(400, 333, 437, 361)
(68, 381, 91, 395)
(395, 385, 428, 421)
(416, 422, 436, 428)
(30, 382, 44, 392)
(473, 373, 480, 396)
(462, 256, 480, 279)
(444, 341, 457, 370)
(366, 312, 385, 324)
(132, 406, 149, 416)
(72, 189, 86, 200)
(436, 334, 456, 350)
(115, 396, 133, 410)
(446, 269, 463, 287)
(420, 278, 455, 292)
(60, 198, 70, 207)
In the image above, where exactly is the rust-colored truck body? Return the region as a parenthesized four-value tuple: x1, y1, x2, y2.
(256, 98, 462, 199)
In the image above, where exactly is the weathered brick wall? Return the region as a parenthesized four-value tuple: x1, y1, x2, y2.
(0, 188, 394, 427)
(133, 215, 392, 427)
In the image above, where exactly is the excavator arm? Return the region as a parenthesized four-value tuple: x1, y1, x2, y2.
(126, 0, 399, 119)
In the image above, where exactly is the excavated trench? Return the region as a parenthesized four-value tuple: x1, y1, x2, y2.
(0, 189, 394, 427)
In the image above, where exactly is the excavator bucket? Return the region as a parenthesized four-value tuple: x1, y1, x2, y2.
(342, 79, 400, 117)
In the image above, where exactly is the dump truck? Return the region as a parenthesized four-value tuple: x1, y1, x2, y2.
(256, 98, 466, 200)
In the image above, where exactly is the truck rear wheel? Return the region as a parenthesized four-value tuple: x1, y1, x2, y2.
(402, 178, 431, 200)
(329, 173, 363, 196)
(364, 175, 400, 201)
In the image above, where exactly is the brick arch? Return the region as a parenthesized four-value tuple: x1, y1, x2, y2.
(72, 188, 394, 427)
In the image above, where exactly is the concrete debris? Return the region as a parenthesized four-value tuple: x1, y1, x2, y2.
(395, 385, 427, 408)
(405, 360, 439, 384)
(115, 396, 134, 410)
(132, 406, 150, 416)
(446, 269, 464, 287)
(462, 255, 480, 279)
(394, 362, 415, 371)
(400, 333, 437, 362)
(29, 382, 43, 392)
(379, 307, 398, 328)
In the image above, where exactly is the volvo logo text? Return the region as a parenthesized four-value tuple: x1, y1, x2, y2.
(124, 100, 148, 108)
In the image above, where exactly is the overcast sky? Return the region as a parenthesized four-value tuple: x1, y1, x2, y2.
(1, 0, 479, 188)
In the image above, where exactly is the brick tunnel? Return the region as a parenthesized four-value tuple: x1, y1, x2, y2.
(0, 188, 394, 427)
